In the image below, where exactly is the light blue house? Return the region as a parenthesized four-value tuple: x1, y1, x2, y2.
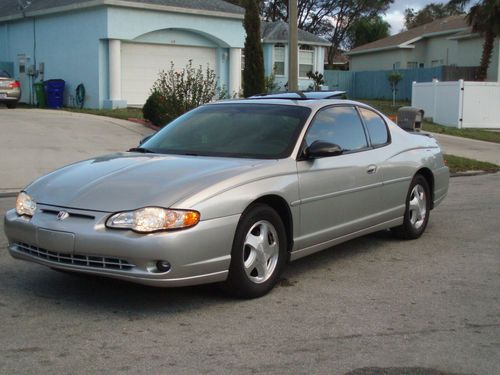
(0, 0, 245, 108)
(261, 21, 329, 91)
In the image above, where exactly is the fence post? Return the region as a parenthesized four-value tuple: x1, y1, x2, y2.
(432, 78, 439, 122)
(458, 79, 464, 129)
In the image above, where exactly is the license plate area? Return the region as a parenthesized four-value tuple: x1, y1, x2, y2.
(37, 228, 75, 254)
(0, 93, 7, 99)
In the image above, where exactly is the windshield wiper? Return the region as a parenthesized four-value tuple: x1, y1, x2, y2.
(128, 147, 155, 153)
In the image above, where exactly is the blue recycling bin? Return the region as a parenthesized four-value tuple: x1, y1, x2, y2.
(44, 79, 65, 109)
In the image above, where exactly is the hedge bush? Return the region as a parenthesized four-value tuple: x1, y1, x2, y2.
(142, 60, 219, 127)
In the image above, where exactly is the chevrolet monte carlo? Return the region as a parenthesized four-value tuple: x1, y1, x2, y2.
(4, 98, 449, 298)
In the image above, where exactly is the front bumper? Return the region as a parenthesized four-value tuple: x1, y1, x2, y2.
(4, 205, 240, 287)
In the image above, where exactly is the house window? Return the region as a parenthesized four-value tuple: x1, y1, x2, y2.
(393, 62, 401, 69)
(299, 45, 314, 78)
(431, 59, 444, 67)
(273, 43, 285, 76)
(407, 62, 418, 69)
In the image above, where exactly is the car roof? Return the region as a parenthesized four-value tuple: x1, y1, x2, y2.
(249, 91, 346, 100)
(211, 97, 374, 112)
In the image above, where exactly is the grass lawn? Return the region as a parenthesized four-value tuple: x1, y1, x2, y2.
(444, 154, 499, 174)
(62, 107, 143, 120)
(361, 99, 500, 144)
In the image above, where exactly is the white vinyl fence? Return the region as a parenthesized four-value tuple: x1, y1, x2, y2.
(412, 80, 500, 129)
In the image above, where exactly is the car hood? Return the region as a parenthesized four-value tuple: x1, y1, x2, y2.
(26, 153, 277, 212)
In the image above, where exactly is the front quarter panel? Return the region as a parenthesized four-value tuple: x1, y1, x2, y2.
(176, 158, 300, 240)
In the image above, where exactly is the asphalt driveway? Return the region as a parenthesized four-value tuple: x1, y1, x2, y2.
(0, 173, 498, 374)
(0, 108, 152, 193)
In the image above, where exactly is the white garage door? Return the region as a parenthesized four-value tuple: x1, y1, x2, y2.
(121, 43, 217, 106)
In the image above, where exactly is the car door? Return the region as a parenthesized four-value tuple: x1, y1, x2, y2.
(295, 105, 386, 251)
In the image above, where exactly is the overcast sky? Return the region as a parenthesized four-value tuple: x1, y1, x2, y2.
(383, 0, 449, 34)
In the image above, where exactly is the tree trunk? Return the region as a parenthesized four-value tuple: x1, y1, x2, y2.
(478, 29, 495, 81)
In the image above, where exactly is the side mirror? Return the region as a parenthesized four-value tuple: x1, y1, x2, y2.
(139, 134, 154, 146)
(305, 140, 343, 159)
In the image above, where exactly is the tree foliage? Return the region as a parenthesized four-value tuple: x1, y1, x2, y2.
(345, 15, 390, 49)
(243, 0, 265, 97)
(404, 2, 464, 30)
(448, 0, 500, 81)
(257, 0, 393, 65)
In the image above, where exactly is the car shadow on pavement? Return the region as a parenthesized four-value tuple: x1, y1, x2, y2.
(2, 230, 403, 316)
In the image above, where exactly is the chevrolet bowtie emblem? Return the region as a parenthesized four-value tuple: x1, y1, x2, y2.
(57, 211, 69, 221)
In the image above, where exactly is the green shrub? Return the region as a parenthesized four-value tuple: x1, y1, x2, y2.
(264, 73, 280, 93)
(306, 71, 325, 91)
(143, 60, 218, 127)
(142, 91, 169, 127)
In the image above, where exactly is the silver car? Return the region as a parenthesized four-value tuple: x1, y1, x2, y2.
(0, 70, 21, 108)
(4, 99, 449, 298)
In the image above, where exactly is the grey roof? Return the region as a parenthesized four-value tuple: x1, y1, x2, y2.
(261, 21, 330, 46)
(0, 0, 244, 21)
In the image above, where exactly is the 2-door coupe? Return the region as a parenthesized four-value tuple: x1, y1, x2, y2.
(4, 99, 449, 298)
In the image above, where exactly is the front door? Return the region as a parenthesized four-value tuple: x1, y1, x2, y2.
(295, 105, 385, 251)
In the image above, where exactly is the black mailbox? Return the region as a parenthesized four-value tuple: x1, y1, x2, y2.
(397, 107, 424, 132)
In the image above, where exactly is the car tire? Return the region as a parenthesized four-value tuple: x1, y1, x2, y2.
(392, 174, 431, 240)
(6, 102, 17, 109)
(223, 204, 287, 298)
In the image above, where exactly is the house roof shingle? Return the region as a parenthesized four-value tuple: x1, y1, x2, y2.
(261, 21, 330, 46)
(0, 0, 244, 21)
(347, 15, 469, 55)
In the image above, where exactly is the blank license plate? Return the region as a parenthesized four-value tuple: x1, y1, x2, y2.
(37, 228, 75, 254)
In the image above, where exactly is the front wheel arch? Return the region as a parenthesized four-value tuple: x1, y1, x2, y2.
(245, 195, 294, 253)
(415, 168, 435, 209)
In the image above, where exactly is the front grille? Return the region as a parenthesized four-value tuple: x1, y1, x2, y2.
(15, 242, 135, 271)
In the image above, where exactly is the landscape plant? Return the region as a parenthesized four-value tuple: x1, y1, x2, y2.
(143, 61, 218, 127)
(388, 71, 403, 106)
(306, 71, 325, 91)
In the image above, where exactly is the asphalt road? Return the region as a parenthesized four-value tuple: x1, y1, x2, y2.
(0, 174, 499, 375)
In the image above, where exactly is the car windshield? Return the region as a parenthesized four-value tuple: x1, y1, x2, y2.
(142, 103, 311, 159)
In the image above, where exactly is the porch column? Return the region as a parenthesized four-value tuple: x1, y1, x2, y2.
(229, 48, 242, 96)
(104, 39, 127, 109)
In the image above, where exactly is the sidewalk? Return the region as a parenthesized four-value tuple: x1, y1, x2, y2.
(430, 132, 500, 165)
(0, 108, 153, 195)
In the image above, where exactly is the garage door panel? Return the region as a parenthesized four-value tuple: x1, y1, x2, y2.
(121, 43, 217, 106)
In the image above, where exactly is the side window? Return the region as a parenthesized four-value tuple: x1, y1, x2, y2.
(305, 106, 368, 152)
(358, 107, 389, 147)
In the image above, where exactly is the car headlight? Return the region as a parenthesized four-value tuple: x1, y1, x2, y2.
(106, 207, 200, 233)
(16, 192, 37, 217)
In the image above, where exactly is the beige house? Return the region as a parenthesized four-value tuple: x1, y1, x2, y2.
(346, 16, 500, 81)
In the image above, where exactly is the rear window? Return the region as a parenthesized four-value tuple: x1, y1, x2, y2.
(0, 71, 11, 78)
(359, 107, 390, 147)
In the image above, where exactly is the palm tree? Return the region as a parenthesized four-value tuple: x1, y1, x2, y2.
(449, 0, 500, 80)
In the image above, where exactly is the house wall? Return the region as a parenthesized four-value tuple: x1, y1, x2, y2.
(422, 34, 458, 67)
(0, 7, 107, 108)
(349, 34, 497, 72)
(350, 49, 408, 71)
(107, 7, 244, 48)
(0, 6, 245, 108)
(263, 42, 326, 91)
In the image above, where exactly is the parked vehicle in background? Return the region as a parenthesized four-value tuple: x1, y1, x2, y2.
(0, 71, 21, 108)
(4, 98, 449, 298)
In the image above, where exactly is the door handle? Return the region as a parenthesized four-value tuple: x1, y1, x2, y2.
(367, 165, 377, 174)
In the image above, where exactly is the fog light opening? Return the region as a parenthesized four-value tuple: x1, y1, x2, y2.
(156, 260, 171, 273)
